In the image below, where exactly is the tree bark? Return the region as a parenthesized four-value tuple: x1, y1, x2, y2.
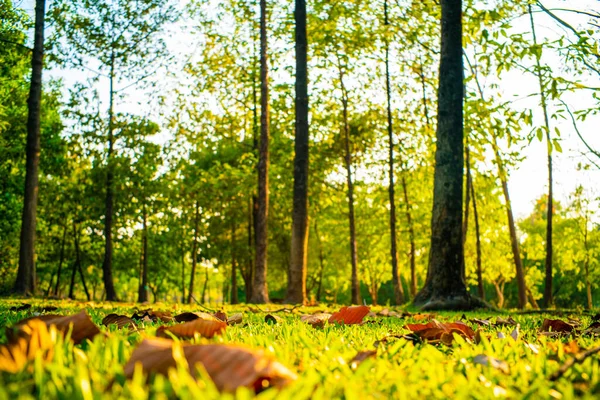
(336, 61, 361, 305)
(470, 171, 484, 300)
(231, 220, 239, 304)
(101, 49, 118, 301)
(413, 0, 479, 310)
(138, 204, 149, 302)
(529, 5, 554, 308)
(400, 173, 417, 298)
(384, 0, 405, 306)
(181, 240, 186, 302)
(53, 222, 68, 296)
(250, 0, 270, 303)
(286, 0, 309, 305)
(187, 200, 200, 304)
(15, 0, 46, 296)
(75, 224, 90, 301)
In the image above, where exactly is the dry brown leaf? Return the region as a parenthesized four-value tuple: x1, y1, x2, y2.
(0, 319, 55, 373)
(173, 312, 219, 323)
(265, 314, 282, 324)
(227, 313, 243, 325)
(349, 350, 377, 369)
(102, 314, 137, 330)
(213, 311, 227, 322)
(495, 316, 518, 327)
(132, 309, 174, 323)
(541, 319, 574, 333)
(10, 310, 100, 345)
(412, 313, 435, 321)
(404, 320, 475, 344)
(301, 313, 332, 329)
(9, 303, 32, 312)
(157, 317, 227, 339)
(123, 338, 297, 392)
(328, 306, 370, 325)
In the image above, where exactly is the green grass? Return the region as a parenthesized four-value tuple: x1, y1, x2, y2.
(0, 299, 599, 399)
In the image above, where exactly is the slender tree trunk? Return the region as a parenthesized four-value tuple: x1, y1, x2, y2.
(314, 218, 325, 302)
(231, 220, 239, 304)
(584, 227, 592, 309)
(529, 6, 554, 308)
(202, 266, 209, 304)
(138, 204, 149, 302)
(244, 199, 254, 301)
(527, 286, 539, 309)
(15, 0, 46, 296)
(53, 222, 68, 296)
(68, 222, 79, 299)
(384, 0, 404, 305)
(413, 0, 478, 310)
(462, 145, 472, 248)
(400, 173, 417, 298)
(250, 0, 270, 303)
(101, 50, 118, 301)
(286, 0, 309, 305)
(336, 62, 361, 305)
(187, 200, 200, 304)
(181, 240, 186, 302)
(470, 173, 484, 300)
(493, 279, 505, 309)
(74, 224, 90, 301)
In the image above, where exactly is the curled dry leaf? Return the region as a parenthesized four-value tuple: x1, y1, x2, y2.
(349, 350, 377, 369)
(473, 354, 510, 374)
(213, 311, 227, 322)
(132, 309, 174, 323)
(328, 306, 370, 325)
(495, 316, 517, 327)
(10, 310, 100, 345)
(102, 314, 137, 330)
(157, 317, 227, 339)
(0, 319, 55, 373)
(405, 320, 475, 345)
(541, 318, 574, 333)
(227, 313, 243, 325)
(123, 338, 297, 392)
(173, 312, 219, 323)
(265, 314, 282, 324)
(301, 313, 332, 329)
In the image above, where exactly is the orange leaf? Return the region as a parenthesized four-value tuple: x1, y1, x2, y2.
(404, 320, 474, 343)
(0, 319, 55, 373)
(102, 314, 137, 330)
(10, 310, 100, 345)
(328, 306, 370, 325)
(123, 338, 297, 392)
(157, 317, 226, 339)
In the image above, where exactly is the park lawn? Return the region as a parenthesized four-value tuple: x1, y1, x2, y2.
(0, 299, 599, 399)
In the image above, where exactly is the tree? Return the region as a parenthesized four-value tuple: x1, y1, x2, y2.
(286, 0, 309, 305)
(14, 0, 46, 296)
(51, 0, 176, 301)
(413, 0, 479, 310)
(250, 0, 270, 303)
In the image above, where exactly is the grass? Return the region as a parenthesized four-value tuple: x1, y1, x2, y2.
(0, 298, 599, 399)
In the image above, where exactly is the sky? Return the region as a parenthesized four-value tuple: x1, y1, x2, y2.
(17, 0, 600, 220)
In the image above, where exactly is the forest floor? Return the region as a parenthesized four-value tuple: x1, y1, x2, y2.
(0, 299, 599, 399)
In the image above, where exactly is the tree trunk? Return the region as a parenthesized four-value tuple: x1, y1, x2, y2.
(400, 173, 417, 298)
(584, 226, 592, 309)
(337, 62, 361, 305)
(314, 218, 326, 302)
(202, 266, 209, 304)
(187, 200, 200, 304)
(384, 0, 404, 306)
(462, 145, 471, 249)
(470, 172, 484, 300)
(243, 199, 254, 301)
(101, 50, 118, 301)
(15, 0, 46, 296)
(250, 0, 270, 303)
(138, 204, 149, 303)
(231, 220, 239, 304)
(181, 240, 186, 302)
(286, 0, 309, 305)
(74, 224, 90, 301)
(53, 222, 68, 296)
(529, 6, 554, 308)
(413, 0, 479, 310)
(493, 279, 505, 309)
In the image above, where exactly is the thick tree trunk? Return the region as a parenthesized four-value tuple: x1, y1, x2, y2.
(101, 51, 118, 301)
(231, 220, 239, 304)
(529, 6, 554, 308)
(138, 204, 149, 303)
(413, 0, 480, 310)
(15, 0, 46, 296)
(470, 172, 484, 300)
(384, 0, 404, 305)
(53, 222, 68, 296)
(250, 0, 270, 303)
(337, 63, 361, 305)
(286, 0, 309, 305)
(187, 200, 200, 304)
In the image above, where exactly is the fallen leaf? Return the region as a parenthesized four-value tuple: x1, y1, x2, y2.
(412, 313, 435, 321)
(10, 311, 100, 345)
(157, 317, 227, 339)
(473, 354, 510, 374)
(328, 306, 370, 325)
(547, 340, 580, 355)
(541, 319, 574, 333)
(470, 318, 491, 327)
(0, 319, 55, 373)
(173, 312, 218, 323)
(405, 320, 475, 344)
(349, 350, 377, 369)
(265, 314, 282, 324)
(301, 313, 332, 328)
(9, 303, 32, 312)
(123, 338, 297, 392)
(510, 325, 520, 341)
(132, 309, 174, 323)
(227, 313, 243, 325)
(495, 316, 517, 326)
(213, 311, 227, 322)
(102, 314, 137, 330)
